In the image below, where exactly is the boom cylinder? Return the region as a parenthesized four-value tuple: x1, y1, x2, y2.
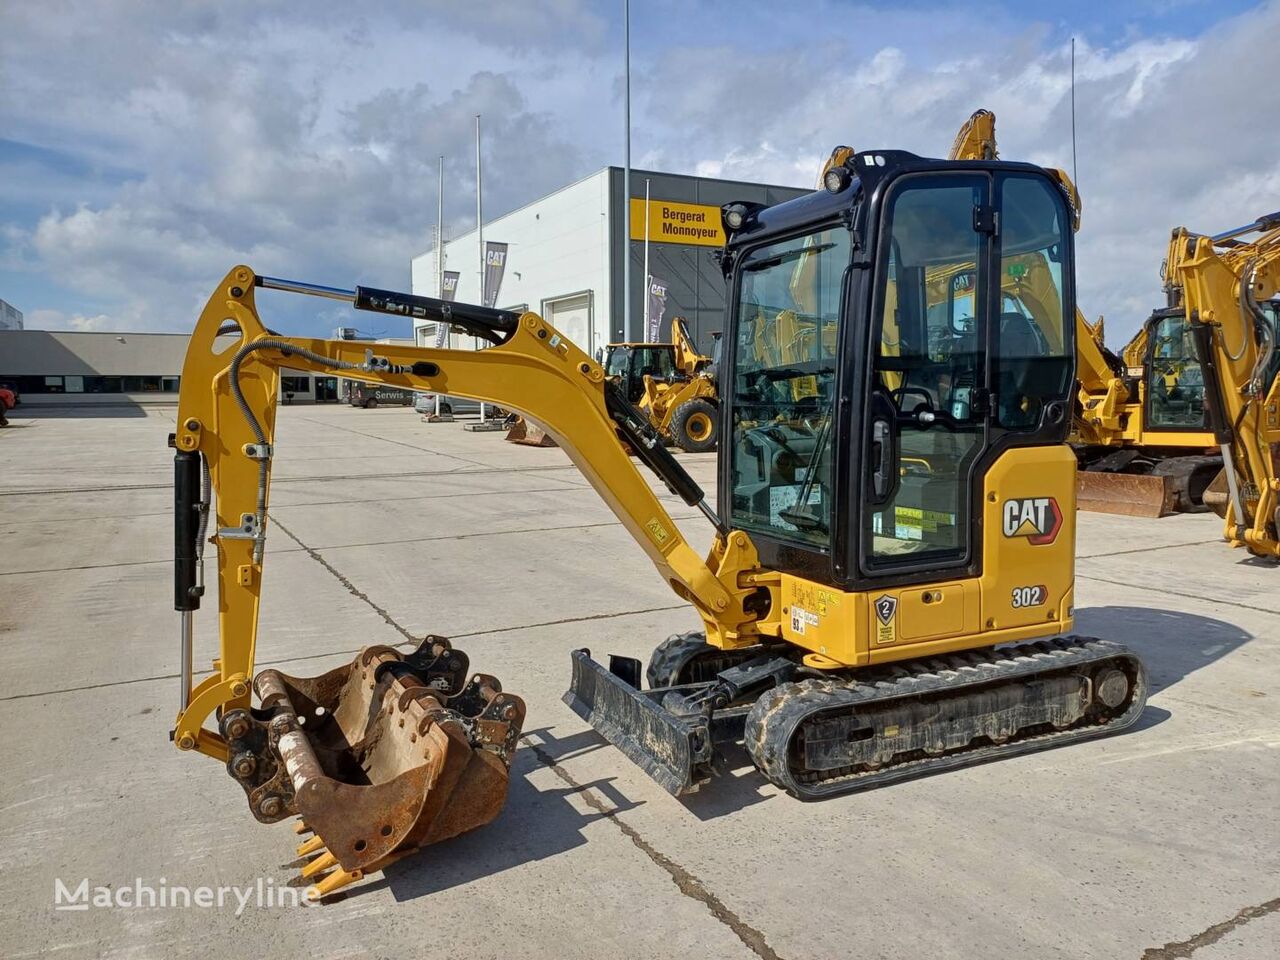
(173, 449, 202, 711)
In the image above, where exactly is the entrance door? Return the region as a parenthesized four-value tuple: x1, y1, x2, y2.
(546, 294, 592, 352)
(865, 175, 990, 569)
(315, 377, 339, 403)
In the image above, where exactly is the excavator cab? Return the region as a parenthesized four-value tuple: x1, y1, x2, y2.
(719, 154, 1074, 574)
(602, 341, 678, 403)
(1142, 307, 1211, 431)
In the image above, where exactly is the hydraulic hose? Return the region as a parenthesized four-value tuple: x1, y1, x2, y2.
(228, 338, 361, 562)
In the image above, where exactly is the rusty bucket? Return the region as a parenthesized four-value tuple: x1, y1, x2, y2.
(218, 637, 525, 900)
(504, 415, 557, 447)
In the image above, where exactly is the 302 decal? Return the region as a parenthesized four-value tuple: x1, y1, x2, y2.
(1011, 584, 1048, 608)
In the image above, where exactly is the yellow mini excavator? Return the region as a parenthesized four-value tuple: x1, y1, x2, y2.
(170, 143, 1147, 900)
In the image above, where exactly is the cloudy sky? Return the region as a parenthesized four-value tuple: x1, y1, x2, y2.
(1, 0, 1275, 340)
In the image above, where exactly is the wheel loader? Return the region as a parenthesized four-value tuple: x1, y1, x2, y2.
(170, 143, 1148, 901)
(602, 317, 722, 452)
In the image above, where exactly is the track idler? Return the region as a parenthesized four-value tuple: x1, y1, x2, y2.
(219, 636, 525, 900)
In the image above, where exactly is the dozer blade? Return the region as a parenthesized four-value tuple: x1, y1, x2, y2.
(218, 637, 525, 900)
(1077, 470, 1176, 517)
(563, 649, 719, 795)
(505, 415, 557, 447)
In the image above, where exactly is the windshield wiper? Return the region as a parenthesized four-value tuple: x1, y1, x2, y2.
(744, 242, 837, 272)
(761, 366, 833, 382)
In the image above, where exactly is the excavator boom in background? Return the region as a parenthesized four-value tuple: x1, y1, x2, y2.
(170, 138, 1147, 902)
(1169, 212, 1280, 554)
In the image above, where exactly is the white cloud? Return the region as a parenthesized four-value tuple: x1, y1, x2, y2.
(0, 0, 1276, 342)
(26, 308, 118, 332)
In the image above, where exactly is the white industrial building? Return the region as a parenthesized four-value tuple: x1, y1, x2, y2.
(0, 330, 401, 407)
(409, 166, 806, 357)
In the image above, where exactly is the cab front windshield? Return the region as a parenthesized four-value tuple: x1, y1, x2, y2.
(604, 347, 630, 379)
(728, 225, 850, 549)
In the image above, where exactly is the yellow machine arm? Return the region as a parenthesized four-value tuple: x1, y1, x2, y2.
(670, 316, 709, 375)
(1171, 213, 1280, 553)
(170, 266, 761, 761)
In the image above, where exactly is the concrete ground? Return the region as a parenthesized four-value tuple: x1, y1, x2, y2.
(0, 403, 1276, 960)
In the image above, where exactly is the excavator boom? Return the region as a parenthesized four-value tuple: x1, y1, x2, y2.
(1171, 212, 1280, 554)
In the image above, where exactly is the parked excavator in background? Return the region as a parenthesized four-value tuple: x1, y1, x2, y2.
(1168, 211, 1280, 555)
(509, 319, 720, 450)
(949, 110, 1223, 518)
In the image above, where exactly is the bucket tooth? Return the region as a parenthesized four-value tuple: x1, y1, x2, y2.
(301, 850, 338, 880)
(222, 638, 525, 903)
(307, 867, 364, 902)
(296, 834, 326, 857)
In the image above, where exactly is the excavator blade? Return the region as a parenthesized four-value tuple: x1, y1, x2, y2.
(1076, 471, 1176, 518)
(219, 638, 525, 901)
(563, 649, 720, 795)
(504, 415, 557, 447)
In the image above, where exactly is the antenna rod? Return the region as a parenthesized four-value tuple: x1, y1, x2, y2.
(437, 155, 445, 300)
(1070, 37, 1079, 191)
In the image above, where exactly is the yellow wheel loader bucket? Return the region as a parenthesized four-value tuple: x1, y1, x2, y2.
(218, 637, 525, 900)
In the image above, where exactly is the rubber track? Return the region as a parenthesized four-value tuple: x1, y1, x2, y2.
(646, 632, 715, 689)
(744, 636, 1147, 800)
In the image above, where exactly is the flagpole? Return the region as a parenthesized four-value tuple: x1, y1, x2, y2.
(437, 155, 445, 299)
(435, 154, 445, 418)
(643, 177, 651, 341)
(622, 0, 632, 342)
(476, 113, 486, 421)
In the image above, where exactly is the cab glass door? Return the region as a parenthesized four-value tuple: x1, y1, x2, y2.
(864, 176, 989, 568)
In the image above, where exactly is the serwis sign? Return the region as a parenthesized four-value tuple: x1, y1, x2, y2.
(629, 199, 726, 247)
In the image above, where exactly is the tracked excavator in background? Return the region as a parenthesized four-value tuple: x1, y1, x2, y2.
(948, 110, 1225, 517)
(170, 139, 1148, 902)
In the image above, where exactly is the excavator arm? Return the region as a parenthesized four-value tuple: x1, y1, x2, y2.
(1172, 214, 1280, 553)
(172, 266, 761, 759)
(169, 266, 763, 899)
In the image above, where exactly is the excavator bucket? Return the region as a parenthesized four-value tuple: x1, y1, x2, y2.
(219, 637, 525, 901)
(1076, 471, 1176, 518)
(504, 415, 557, 447)
(1202, 467, 1230, 519)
